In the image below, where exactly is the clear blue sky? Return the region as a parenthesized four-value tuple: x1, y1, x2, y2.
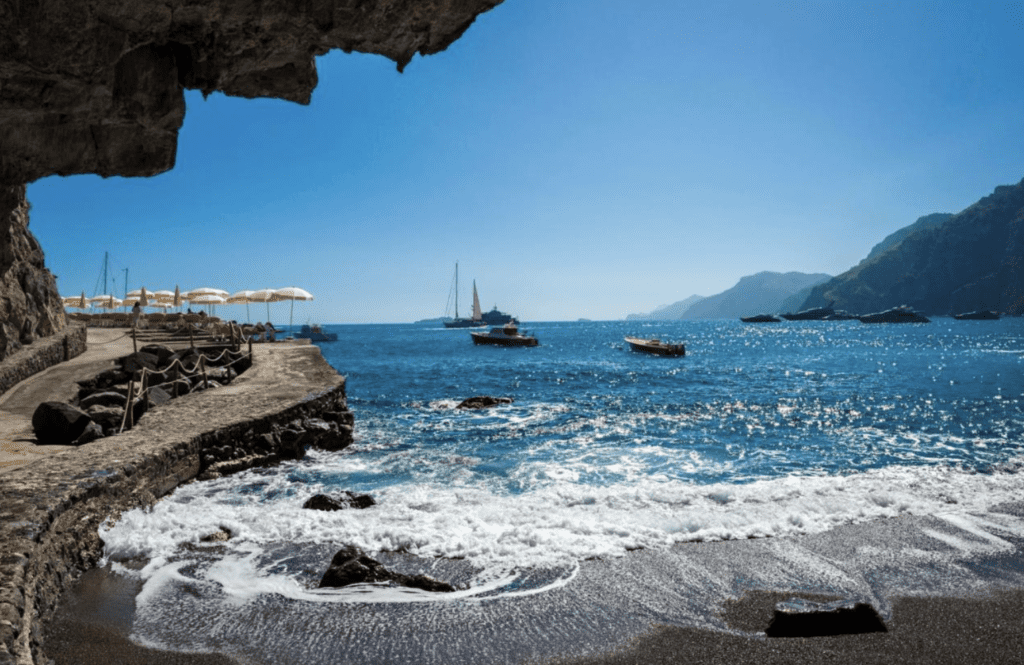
(27, 1, 1024, 323)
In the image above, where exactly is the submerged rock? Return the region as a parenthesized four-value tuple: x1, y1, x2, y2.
(200, 528, 233, 543)
(303, 492, 375, 511)
(766, 598, 887, 637)
(319, 545, 455, 592)
(456, 396, 514, 410)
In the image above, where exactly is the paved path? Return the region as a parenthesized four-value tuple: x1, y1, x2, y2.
(1, 329, 157, 472)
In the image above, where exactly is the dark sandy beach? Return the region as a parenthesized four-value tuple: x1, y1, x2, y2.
(44, 571, 1024, 665)
(43, 516, 1024, 665)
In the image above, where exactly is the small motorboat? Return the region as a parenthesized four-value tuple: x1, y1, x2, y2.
(740, 314, 781, 323)
(471, 324, 538, 347)
(859, 306, 930, 323)
(294, 324, 338, 341)
(953, 310, 1000, 320)
(624, 337, 686, 356)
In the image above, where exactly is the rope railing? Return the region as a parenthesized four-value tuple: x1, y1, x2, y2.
(116, 345, 254, 434)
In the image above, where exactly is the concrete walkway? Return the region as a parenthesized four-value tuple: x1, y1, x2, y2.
(0, 329, 139, 473)
(0, 328, 280, 474)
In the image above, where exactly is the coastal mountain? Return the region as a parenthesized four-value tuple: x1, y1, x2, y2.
(626, 295, 705, 320)
(864, 213, 953, 262)
(679, 272, 831, 320)
(801, 178, 1024, 315)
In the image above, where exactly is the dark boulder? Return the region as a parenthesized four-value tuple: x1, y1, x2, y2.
(765, 598, 887, 637)
(146, 385, 173, 407)
(72, 421, 104, 445)
(139, 344, 176, 366)
(318, 545, 454, 592)
(200, 528, 232, 543)
(159, 378, 192, 397)
(206, 366, 237, 384)
(456, 396, 514, 410)
(87, 368, 130, 392)
(31, 402, 94, 445)
(79, 391, 127, 410)
(85, 404, 125, 430)
(121, 351, 159, 374)
(303, 492, 375, 511)
(311, 425, 353, 452)
(302, 417, 332, 433)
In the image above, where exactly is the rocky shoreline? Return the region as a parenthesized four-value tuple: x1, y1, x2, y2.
(0, 339, 350, 665)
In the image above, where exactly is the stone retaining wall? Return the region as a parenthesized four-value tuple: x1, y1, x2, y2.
(0, 343, 349, 665)
(0, 325, 87, 399)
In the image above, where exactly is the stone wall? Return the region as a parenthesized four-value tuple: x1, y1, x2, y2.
(0, 343, 350, 665)
(0, 325, 87, 399)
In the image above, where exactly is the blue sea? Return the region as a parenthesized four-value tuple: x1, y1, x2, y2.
(100, 319, 1024, 664)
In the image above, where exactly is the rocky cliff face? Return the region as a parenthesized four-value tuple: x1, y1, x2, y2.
(0, 0, 502, 361)
(802, 178, 1024, 316)
(681, 272, 832, 320)
(1, 186, 65, 360)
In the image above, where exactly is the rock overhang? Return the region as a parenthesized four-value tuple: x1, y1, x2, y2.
(0, 0, 504, 187)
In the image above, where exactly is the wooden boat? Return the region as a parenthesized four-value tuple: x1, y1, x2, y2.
(954, 310, 1000, 320)
(624, 337, 686, 356)
(294, 324, 338, 341)
(740, 314, 781, 323)
(859, 306, 930, 323)
(471, 324, 538, 347)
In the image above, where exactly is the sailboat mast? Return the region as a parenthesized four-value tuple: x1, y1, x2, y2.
(454, 262, 459, 319)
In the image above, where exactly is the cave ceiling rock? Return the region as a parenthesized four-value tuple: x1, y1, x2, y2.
(0, 0, 504, 186)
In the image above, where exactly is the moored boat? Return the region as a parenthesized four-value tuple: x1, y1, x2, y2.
(624, 336, 686, 356)
(471, 324, 538, 347)
(823, 310, 859, 320)
(953, 310, 1000, 320)
(443, 263, 517, 328)
(781, 302, 835, 320)
(859, 306, 930, 323)
(740, 314, 781, 323)
(294, 324, 338, 341)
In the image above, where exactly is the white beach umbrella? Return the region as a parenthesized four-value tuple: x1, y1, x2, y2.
(186, 287, 229, 299)
(92, 295, 122, 309)
(248, 288, 281, 322)
(273, 287, 314, 329)
(188, 293, 226, 316)
(226, 290, 256, 323)
(152, 290, 176, 303)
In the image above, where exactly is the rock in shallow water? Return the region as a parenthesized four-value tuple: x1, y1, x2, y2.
(319, 545, 455, 592)
(456, 396, 514, 409)
(766, 598, 887, 637)
(303, 492, 375, 511)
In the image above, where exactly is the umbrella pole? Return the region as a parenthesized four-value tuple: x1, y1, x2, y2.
(290, 300, 294, 330)
(246, 302, 250, 324)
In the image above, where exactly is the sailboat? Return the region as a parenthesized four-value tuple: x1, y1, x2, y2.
(444, 263, 486, 328)
(443, 263, 519, 328)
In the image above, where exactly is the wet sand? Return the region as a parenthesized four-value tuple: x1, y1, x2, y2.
(43, 568, 1024, 665)
(557, 589, 1024, 665)
(42, 519, 1024, 665)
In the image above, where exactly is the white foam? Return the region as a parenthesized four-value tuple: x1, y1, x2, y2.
(100, 458, 1024, 607)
